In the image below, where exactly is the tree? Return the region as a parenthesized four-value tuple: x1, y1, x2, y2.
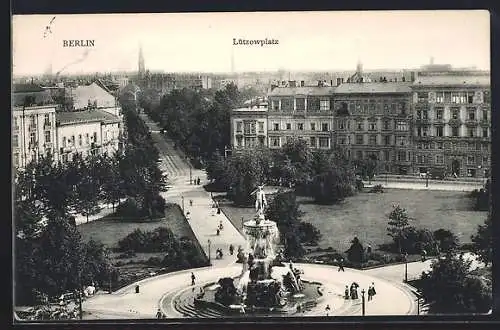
(419, 253, 492, 313)
(279, 138, 313, 187)
(346, 236, 365, 264)
(298, 222, 322, 246)
(74, 157, 101, 223)
(387, 204, 414, 254)
(471, 214, 493, 266)
(265, 190, 305, 258)
(100, 153, 126, 211)
(433, 229, 459, 254)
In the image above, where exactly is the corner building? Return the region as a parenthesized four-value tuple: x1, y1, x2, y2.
(411, 68, 490, 177)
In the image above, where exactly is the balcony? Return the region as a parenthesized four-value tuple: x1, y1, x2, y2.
(448, 118, 462, 126)
(434, 119, 445, 124)
(414, 118, 430, 124)
(465, 119, 477, 126)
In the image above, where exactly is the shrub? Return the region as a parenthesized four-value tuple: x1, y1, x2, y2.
(346, 236, 365, 264)
(433, 229, 459, 253)
(115, 198, 147, 219)
(146, 256, 163, 266)
(298, 222, 322, 246)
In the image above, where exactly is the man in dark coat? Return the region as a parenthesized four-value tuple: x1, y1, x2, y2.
(338, 258, 345, 272)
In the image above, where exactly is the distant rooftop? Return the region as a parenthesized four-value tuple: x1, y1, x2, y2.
(334, 82, 412, 94)
(268, 86, 336, 97)
(413, 75, 490, 87)
(12, 84, 45, 93)
(57, 109, 121, 126)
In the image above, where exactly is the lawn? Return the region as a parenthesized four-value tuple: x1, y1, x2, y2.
(78, 203, 208, 290)
(218, 189, 487, 255)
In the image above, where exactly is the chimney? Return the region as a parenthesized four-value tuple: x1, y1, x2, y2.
(300, 80, 305, 87)
(330, 80, 333, 86)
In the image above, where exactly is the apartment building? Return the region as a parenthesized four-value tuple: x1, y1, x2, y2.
(333, 81, 413, 174)
(411, 68, 490, 177)
(267, 82, 335, 150)
(231, 102, 268, 149)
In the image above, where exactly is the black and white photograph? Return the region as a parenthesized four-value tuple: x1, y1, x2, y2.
(11, 10, 493, 321)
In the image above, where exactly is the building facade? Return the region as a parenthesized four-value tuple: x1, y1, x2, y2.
(229, 64, 491, 178)
(333, 81, 413, 174)
(267, 84, 335, 150)
(411, 69, 490, 178)
(12, 105, 58, 168)
(231, 103, 268, 149)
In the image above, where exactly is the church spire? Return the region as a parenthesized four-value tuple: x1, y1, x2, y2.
(356, 60, 363, 75)
(138, 43, 145, 77)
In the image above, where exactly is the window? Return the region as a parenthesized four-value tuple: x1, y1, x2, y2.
(295, 98, 305, 111)
(422, 126, 429, 137)
(78, 134, 83, 146)
(236, 122, 242, 132)
(319, 137, 329, 148)
(468, 142, 475, 150)
(398, 151, 408, 162)
(281, 98, 293, 112)
(310, 137, 316, 147)
(436, 142, 443, 149)
(310, 123, 316, 131)
(273, 123, 279, 131)
(436, 109, 443, 120)
(451, 92, 467, 104)
(383, 120, 390, 130)
(272, 100, 279, 111)
(369, 121, 377, 131)
(436, 155, 444, 164)
(417, 92, 428, 102)
(369, 135, 377, 145)
(44, 114, 51, 126)
(452, 126, 459, 137)
(321, 123, 329, 132)
(424, 142, 431, 149)
(236, 137, 242, 147)
(483, 91, 490, 104)
(245, 137, 256, 147)
(384, 150, 390, 161)
(468, 110, 476, 120)
(396, 121, 408, 131)
(356, 135, 364, 145)
(482, 155, 489, 164)
(297, 123, 304, 130)
(356, 150, 363, 159)
(436, 126, 443, 137)
(416, 155, 425, 164)
(13, 134, 18, 148)
(320, 100, 330, 111)
(45, 131, 51, 143)
(30, 132, 36, 146)
(384, 135, 391, 146)
(356, 121, 364, 131)
(286, 123, 291, 130)
(467, 93, 474, 104)
(86, 133, 90, 145)
(244, 122, 256, 134)
(13, 152, 19, 166)
(468, 128, 474, 138)
(93, 132, 97, 142)
(444, 92, 451, 103)
(338, 120, 346, 130)
(467, 156, 475, 165)
(399, 102, 407, 115)
(258, 136, 265, 145)
(30, 115, 36, 127)
(451, 109, 459, 120)
(435, 92, 444, 103)
(396, 136, 406, 146)
(13, 117, 19, 130)
(482, 128, 488, 138)
(482, 110, 488, 121)
(422, 110, 428, 120)
(337, 136, 347, 145)
(270, 137, 280, 147)
(258, 122, 264, 133)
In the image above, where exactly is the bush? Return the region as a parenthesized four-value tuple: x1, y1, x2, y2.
(146, 256, 163, 266)
(116, 199, 146, 219)
(346, 236, 365, 264)
(433, 229, 459, 253)
(298, 222, 322, 246)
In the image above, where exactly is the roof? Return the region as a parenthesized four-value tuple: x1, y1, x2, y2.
(70, 82, 117, 109)
(12, 84, 45, 93)
(268, 86, 336, 97)
(233, 106, 268, 112)
(334, 82, 412, 94)
(11, 90, 55, 107)
(56, 109, 121, 126)
(413, 75, 490, 87)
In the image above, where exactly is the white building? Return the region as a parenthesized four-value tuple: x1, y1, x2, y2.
(55, 110, 123, 163)
(12, 105, 57, 168)
(69, 81, 122, 117)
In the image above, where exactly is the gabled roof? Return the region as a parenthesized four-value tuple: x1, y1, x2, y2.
(70, 82, 117, 109)
(56, 109, 121, 126)
(268, 86, 336, 97)
(334, 82, 412, 94)
(413, 75, 490, 87)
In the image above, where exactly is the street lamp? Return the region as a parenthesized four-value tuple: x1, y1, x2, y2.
(208, 239, 211, 264)
(425, 171, 430, 187)
(403, 252, 408, 283)
(361, 289, 366, 316)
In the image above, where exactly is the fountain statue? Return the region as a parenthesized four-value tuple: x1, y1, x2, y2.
(192, 186, 323, 315)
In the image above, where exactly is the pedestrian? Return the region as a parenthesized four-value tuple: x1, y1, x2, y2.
(197, 177, 201, 185)
(191, 272, 196, 286)
(368, 282, 376, 301)
(219, 221, 223, 230)
(217, 207, 221, 215)
(189, 199, 193, 207)
(325, 304, 331, 316)
(216, 228, 220, 236)
(421, 249, 427, 262)
(344, 285, 350, 300)
(156, 308, 162, 319)
(229, 244, 234, 255)
(367, 244, 372, 255)
(338, 258, 345, 272)
(135, 284, 140, 293)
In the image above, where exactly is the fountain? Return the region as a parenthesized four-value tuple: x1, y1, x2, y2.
(190, 186, 324, 316)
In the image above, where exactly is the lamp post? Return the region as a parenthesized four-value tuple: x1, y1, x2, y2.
(403, 252, 408, 283)
(208, 239, 211, 264)
(425, 171, 430, 187)
(361, 289, 366, 316)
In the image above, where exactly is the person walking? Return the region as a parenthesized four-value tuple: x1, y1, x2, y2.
(219, 221, 223, 230)
(191, 272, 196, 286)
(338, 258, 345, 272)
(197, 177, 201, 185)
(421, 249, 427, 262)
(229, 244, 234, 255)
(368, 282, 376, 301)
(344, 285, 350, 300)
(325, 304, 331, 316)
(156, 308, 163, 319)
(216, 228, 220, 236)
(189, 199, 193, 207)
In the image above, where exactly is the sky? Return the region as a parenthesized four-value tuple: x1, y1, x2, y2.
(12, 10, 490, 76)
